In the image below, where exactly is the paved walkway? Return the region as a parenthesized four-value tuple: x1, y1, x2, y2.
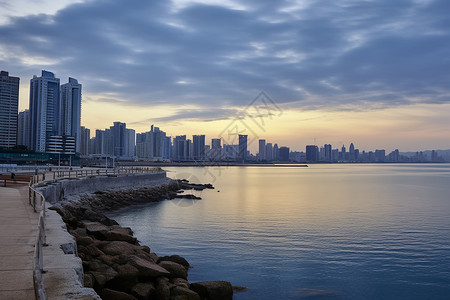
(0, 182, 38, 300)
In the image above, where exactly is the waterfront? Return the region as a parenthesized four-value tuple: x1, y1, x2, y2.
(109, 164, 450, 299)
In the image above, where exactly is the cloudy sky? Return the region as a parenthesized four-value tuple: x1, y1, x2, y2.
(1, 0, 449, 152)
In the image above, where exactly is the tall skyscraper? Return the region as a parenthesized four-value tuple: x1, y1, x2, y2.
(210, 138, 222, 161)
(306, 145, 319, 162)
(211, 138, 221, 150)
(279, 146, 290, 162)
(136, 125, 169, 161)
(238, 134, 247, 162)
(17, 110, 30, 149)
(349, 143, 355, 161)
(29, 70, 60, 152)
(193, 135, 206, 161)
(273, 143, 279, 161)
(92, 129, 111, 155)
(126, 128, 135, 159)
(60, 77, 82, 152)
(109, 121, 134, 159)
(265, 143, 273, 161)
(324, 144, 332, 162)
(173, 135, 187, 161)
(0, 71, 20, 149)
(80, 126, 90, 155)
(259, 139, 266, 161)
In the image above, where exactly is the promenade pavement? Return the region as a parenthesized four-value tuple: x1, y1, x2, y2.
(0, 182, 38, 299)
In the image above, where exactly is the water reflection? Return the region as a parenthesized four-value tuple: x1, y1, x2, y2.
(109, 164, 450, 300)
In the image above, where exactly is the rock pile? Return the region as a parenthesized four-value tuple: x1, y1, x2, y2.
(51, 179, 235, 300)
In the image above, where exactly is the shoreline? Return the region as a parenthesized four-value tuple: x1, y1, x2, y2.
(47, 175, 237, 300)
(97, 161, 308, 167)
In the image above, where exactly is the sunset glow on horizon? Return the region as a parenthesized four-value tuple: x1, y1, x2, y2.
(4, 0, 450, 153)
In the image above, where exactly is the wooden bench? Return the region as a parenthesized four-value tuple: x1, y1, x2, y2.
(0, 174, 32, 186)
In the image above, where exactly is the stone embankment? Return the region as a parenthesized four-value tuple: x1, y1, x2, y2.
(39, 172, 236, 300)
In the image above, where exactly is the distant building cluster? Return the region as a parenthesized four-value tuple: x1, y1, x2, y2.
(301, 144, 445, 163)
(1, 69, 448, 164)
(1, 70, 81, 163)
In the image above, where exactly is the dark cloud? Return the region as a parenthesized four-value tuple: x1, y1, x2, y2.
(129, 107, 239, 124)
(1, 0, 450, 116)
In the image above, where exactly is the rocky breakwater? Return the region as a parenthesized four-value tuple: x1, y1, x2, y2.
(51, 179, 236, 300)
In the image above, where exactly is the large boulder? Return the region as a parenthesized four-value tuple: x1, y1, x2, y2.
(105, 226, 137, 244)
(158, 255, 190, 269)
(100, 241, 143, 256)
(85, 222, 109, 239)
(158, 261, 188, 279)
(170, 286, 200, 300)
(154, 280, 171, 300)
(190, 281, 233, 300)
(171, 278, 190, 289)
(131, 282, 155, 300)
(100, 288, 137, 300)
(108, 264, 140, 292)
(90, 264, 119, 287)
(127, 255, 171, 278)
(76, 235, 95, 246)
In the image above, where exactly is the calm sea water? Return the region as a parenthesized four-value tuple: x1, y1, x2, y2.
(108, 164, 450, 299)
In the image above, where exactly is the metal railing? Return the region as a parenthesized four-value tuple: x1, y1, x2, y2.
(31, 166, 161, 185)
(28, 166, 162, 299)
(29, 179, 47, 300)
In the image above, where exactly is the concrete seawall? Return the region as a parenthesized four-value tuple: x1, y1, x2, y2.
(35, 171, 168, 299)
(38, 171, 167, 204)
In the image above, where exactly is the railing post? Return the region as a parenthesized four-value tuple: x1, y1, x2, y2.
(33, 191, 36, 212)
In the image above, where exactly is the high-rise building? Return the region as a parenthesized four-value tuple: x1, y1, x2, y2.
(29, 70, 60, 152)
(92, 129, 108, 155)
(340, 144, 346, 161)
(306, 145, 319, 162)
(349, 143, 355, 161)
(136, 125, 169, 161)
(110, 121, 127, 157)
(173, 135, 187, 161)
(211, 138, 221, 150)
(80, 126, 90, 155)
(374, 149, 386, 162)
(151, 125, 167, 159)
(258, 139, 266, 161)
(126, 128, 135, 159)
(193, 135, 206, 161)
(324, 144, 332, 162)
(136, 131, 152, 160)
(265, 143, 273, 161)
(163, 136, 171, 160)
(60, 77, 82, 152)
(209, 138, 222, 161)
(0, 71, 20, 149)
(238, 134, 247, 162)
(279, 146, 290, 162)
(108, 122, 135, 159)
(17, 110, 30, 149)
(273, 143, 279, 161)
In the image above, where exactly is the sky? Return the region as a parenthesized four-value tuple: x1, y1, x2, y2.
(1, 0, 450, 153)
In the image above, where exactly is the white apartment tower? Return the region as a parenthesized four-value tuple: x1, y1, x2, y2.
(60, 77, 82, 152)
(29, 70, 60, 152)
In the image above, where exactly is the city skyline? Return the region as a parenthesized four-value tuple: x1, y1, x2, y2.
(2, 67, 449, 158)
(1, 1, 450, 152)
